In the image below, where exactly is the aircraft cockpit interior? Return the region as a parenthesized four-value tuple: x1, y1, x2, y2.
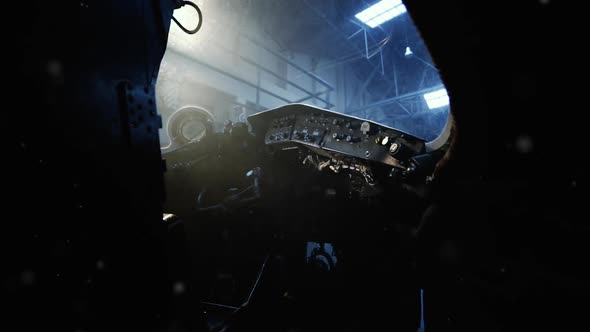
(11, 1, 585, 331)
(158, 1, 452, 329)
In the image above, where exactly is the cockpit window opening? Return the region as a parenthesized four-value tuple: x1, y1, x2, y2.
(158, 0, 450, 146)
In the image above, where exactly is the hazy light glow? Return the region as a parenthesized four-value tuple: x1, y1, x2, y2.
(355, 0, 407, 28)
(423, 88, 450, 109)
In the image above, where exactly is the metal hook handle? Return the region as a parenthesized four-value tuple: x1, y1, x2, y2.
(172, 1, 203, 35)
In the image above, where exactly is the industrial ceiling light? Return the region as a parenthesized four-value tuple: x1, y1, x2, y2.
(355, 0, 407, 28)
(423, 88, 450, 109)
(404, 46, 413, 57)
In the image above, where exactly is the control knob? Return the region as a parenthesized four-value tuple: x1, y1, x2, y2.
(332, 133, 345, 140)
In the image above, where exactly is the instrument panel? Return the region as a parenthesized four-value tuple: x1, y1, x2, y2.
(248, 104, 426, 167)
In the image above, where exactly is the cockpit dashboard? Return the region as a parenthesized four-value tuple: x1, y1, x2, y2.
(248, 104, 426, 169)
